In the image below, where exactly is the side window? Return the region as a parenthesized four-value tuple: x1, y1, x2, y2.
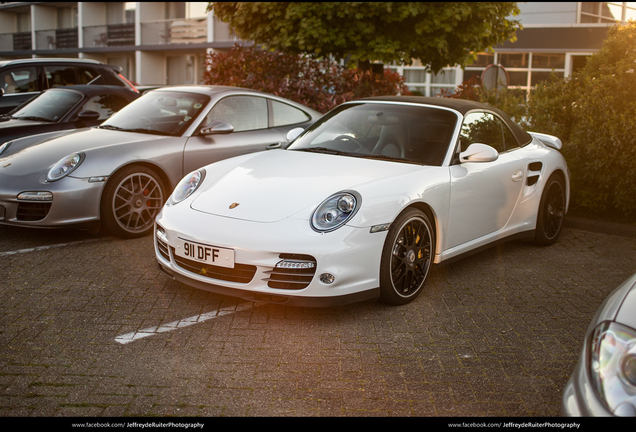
(458, 112, 505, 153)
(203, 96, 268, 132)
(77, 67, 102, 85)
(81, 95, 130, 120)
(44, 66, 78, 88)
(270, 100, 310, 127)
(1, 67, 38, 94)
(502, 122, 519, 151)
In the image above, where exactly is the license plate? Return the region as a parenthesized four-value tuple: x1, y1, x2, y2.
(175, 238, 235, 269)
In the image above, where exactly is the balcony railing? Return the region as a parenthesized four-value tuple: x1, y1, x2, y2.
(140, 17, 207, 45)
(83, 23, 135, 48)
(9, 31, 32, 51)
(35, 28, 78, 50)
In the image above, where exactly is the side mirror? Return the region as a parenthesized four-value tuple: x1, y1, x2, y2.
(286, 127, 304, 142)
(77, 110, 101, 121)
(459, 143, 499, 163)
(200, 120, 234, 135)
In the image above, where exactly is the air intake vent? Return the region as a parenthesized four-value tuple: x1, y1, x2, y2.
(264, 254, 317, 290)
(171, 247, 256, 284)
(16, 202, 51, 221)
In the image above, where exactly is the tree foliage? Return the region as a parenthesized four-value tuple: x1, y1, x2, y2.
(209, 2, 520, 73)
(202, 45, 410, 113)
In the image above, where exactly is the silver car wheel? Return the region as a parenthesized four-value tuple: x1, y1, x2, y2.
(101, 166, 166, 238)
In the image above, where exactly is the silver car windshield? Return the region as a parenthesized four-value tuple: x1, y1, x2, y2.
(9, 89, 82, 122)
(100, 91, 210, 136)
(288, 103, 457, 166)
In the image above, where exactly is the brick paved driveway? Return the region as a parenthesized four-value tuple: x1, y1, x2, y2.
(1, 224, 635, 417)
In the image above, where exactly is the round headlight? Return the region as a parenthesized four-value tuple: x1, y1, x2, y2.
(590, 321, 636, 416)
(311, 192, 359, 232)
(46, 153, 83, 182)
(170, 169, 205, 204)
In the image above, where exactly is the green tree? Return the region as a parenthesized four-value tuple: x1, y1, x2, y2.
(209, 2, 520, 73)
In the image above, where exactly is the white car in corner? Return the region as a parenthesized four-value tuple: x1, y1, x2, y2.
(154, 96, 569, 307)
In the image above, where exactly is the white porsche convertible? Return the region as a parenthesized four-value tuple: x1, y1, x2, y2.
(154, 96, 569, 307)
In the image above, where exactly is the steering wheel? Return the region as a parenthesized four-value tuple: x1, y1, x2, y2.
(334, 135, 365, 151)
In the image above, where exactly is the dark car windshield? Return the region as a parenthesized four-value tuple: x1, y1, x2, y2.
(288, 103, 459, 166)
(100, 91, 210, 136)
(9, 89, 83, 122)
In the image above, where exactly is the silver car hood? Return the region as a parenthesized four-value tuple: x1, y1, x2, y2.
(0, 128, 166, 178)
(190, 149, 422, 223)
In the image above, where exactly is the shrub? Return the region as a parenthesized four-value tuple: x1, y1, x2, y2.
(202, 45, 410, 113)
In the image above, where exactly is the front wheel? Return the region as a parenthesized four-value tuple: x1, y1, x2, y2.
(379, 208, 435, 305)
(533, 173, 566, 246)
(100, 165, 166, 238)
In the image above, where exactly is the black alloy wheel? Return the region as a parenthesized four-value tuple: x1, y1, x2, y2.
(534, 173, 566, 246)
(379, 208, 434, 305)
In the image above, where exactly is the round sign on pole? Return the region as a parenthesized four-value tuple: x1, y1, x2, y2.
(480, 64, 509, 91)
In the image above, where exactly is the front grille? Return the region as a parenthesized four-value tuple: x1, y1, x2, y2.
(170, 247, 256, 284)
(265, 254, 317, 290)
(16, 202, 51, 221)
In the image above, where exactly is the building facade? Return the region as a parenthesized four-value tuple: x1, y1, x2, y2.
(390, 2, 636, 97)
(0, 1, 244, 85)
(0, 2, 634, 92)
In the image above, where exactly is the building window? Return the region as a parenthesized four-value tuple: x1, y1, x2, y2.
(579, 2, 636, 23)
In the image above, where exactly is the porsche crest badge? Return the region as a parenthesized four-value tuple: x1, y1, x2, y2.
(229, 203, 240, 209)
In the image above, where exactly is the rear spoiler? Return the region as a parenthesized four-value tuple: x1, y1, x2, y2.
(528, 131, 562, 150)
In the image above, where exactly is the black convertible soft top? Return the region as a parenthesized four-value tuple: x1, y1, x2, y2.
(362, 95, 533, 147)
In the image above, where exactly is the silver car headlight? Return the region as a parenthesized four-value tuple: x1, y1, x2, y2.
(311, 192, 359, 232)
(0, 141, 12, 156)
(169, 169, 205, 205)
(590, 321, 636, 416)
(46, 153, 84, 182)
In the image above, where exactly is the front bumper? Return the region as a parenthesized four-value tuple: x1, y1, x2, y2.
(0, 176, 104, 228)
(154, 207, 387, 307)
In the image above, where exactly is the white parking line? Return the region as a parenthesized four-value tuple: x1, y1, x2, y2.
(115, 302, 257, 345)
(0, 238, 103, 257)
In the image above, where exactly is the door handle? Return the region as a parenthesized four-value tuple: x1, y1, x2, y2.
(511, 170, 523, 182)
(266, 142, 282, 149)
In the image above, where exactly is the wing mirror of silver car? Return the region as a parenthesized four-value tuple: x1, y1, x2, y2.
(286, 127, 304, 142)
(459, 143, 499, 163)
(200, 120, 234, 135)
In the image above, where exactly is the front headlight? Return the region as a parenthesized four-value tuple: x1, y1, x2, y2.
(169, 169, 205, 205)
(46, 153, 83, 182)
(0, 141, 12, 156)
(589, 321, 636, 416)
(311, 191, 359, 232)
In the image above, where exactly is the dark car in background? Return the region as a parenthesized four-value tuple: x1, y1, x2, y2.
(0, 58, 138, 114)
(0, 85, 139, 146)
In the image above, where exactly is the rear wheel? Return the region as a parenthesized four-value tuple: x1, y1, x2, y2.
(101, 165, 166, 238)
(533, 173, 565, 246)
(379, 208, 434, 305)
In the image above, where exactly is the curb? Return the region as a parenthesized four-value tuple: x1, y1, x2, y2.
(564, 216, 636, 238)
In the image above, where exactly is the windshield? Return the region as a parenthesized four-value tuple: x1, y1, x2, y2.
(9, 89, 82, 122)
(100, 91, 210, 136)
(288, 103, 458, 166)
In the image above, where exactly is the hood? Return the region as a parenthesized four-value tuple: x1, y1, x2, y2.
(190, 149, 422, 223)
(0, 128, 165, 179)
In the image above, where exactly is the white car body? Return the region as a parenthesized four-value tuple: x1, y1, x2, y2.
(154, 97, 570, 307)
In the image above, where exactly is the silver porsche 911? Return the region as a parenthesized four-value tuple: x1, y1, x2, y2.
(0, 86, 321, 238)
